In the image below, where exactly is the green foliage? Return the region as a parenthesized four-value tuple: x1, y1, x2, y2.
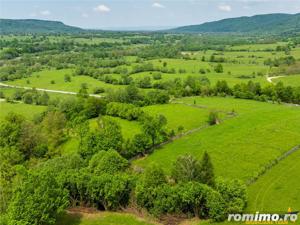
(80, 117, 123, 158)
(171, 154, 201, 183)
(199, 151, 215, 187)
(87, 173, 132, 210)
(41, 111, 67, 148)
(170, 13, 300, 34)
(7, 171, 69, 225)
(106, 102, 143, 121)
(208, 111, 220, 125)
(215, 178, 247, 214)
(214, 63, 224, 73)
(88, 150, 129, 175)
(141, 114, 167, 147)
(0, 19, 83, 34)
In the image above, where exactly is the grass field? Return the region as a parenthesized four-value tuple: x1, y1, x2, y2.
(142, 103, 220, 133)
(247, 149, 300, 212)
(134, 97, 300, 181)
(275, 74, 300, 87)
(90, 116, 141, 140)
(4, 69, 124, 94)
(0, 101, 46, 121)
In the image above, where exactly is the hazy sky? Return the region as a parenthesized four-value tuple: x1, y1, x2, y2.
(1, 0, 300, 29)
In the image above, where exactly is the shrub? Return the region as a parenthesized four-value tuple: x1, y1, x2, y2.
(208, 111, 220, 125)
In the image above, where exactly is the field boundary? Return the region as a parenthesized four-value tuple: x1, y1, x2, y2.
(247, 144, 300, 185)
(131, 111, 237, 162)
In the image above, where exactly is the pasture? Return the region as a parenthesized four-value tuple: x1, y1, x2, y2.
(275, 74, 300, 87)
(0, 101, 46, 121)
(134, 97, 300, 181)
(247, 149, 300, 212)
(5, 69, 124, 94)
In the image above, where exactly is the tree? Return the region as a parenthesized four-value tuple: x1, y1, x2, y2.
(78, 83, 89, 98)
(199, 152, 215, 186)
(88, 150, 128, 175)
(0, 113, 24, 148)
(41, 111, 66, 148)
(22, 92, 33, 104)
(135, 164, 167, 211)
(64, 74, 71, 82)
(80, 117, 123, 158)
(215, 178, 247, 214)
(141, 114, 167, 147)
(214, 63, 223, 73)
(37, 91, 49, 105)
(87, 173, 132, 210)
(131, 133, 151, 156)
(7, 171, 68, 225)
(171, 154, 201, 183)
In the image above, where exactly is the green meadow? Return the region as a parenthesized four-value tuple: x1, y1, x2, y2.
(247, 150, 300, 212)
(134, 97, 300, 181)
(0, 101, 46, 121)
(5, 69, 124, 93)
(275, 74, 300, 87)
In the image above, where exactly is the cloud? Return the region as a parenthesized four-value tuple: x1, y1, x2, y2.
(152, 2, 165, 8)
(94, 4, 111, 13)
(218, 4, 232, 12)
(40, 10, 51, 16)
(81, 13, 89, 18)
(29, 12, 37, 17)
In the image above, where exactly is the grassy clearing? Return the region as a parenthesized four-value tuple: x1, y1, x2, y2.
(5, 69, 124, 93)
(0, 101, 46, 121)
(134, 97, 300, 181)
(275, 74, 300, 87)
(142, 103, 217, 133)
(247, 149, 300, 212)
(0, 87, 78, 101)
(90, 116, 141, 140)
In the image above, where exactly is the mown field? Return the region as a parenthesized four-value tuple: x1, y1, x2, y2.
(0, 101, 46, 120)
(134, 97, 300, 181)
(275, 74, 300, 87)
(247, 149, 300, 212)
(4, 69, 123, 94)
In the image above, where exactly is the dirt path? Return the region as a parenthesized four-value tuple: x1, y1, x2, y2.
(0, 82, 103, 98)
(266, 75, 285, 83)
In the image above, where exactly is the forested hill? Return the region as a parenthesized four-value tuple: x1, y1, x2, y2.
(169, 13, 300, 34)
(0, 19, 84, 34)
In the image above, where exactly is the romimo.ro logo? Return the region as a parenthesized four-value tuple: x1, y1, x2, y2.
(228, 210, 298, 224)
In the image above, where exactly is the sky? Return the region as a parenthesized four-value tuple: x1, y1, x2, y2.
(1, 0, 300, 30)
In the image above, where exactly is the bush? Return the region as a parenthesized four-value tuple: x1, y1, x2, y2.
(215, 178, 247, 214)
(152, 72, 162, 80)
(93, 87, 105, 94)
(88, 150, 129, 175)
(88, 173, 132, 210)
(7, 171, 68, 225)
(214, 64, 223, 73)
(106, 102, 143, 121)
(208, 111, 220, 125)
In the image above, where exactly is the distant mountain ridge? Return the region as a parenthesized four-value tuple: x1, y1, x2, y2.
(1, 13, 300, 34)
(169, 13, 300, 34)
(0, 19, 83, 34)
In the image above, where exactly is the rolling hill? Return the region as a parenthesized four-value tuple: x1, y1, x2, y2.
(169, 13, 300, 34)
(0, 19, 83, 34)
